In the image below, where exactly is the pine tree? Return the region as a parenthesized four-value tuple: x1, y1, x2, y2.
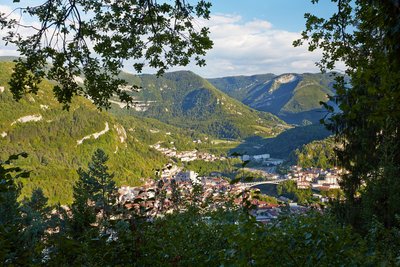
(74, 149, 116, 230)
(69, 173, 97, 239)
(0, 153, 32, 265)
(20, 188, 52, 264)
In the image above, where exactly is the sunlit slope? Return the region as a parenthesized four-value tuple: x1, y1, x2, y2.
(209, 73, 336, 124)
(114, 70, 288, 139)
(0, 61, 175, 204)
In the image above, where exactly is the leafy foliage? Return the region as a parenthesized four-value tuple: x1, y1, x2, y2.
(277, 180, 313, 204)
(0, 0, 213, 109)
(295, 0, 400, 229)
(2, 150, 400, 265)
(0, 154, 54, 265)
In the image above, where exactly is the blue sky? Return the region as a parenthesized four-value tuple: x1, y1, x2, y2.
(210, 0, 337, 32)
(169, 0, 341, 77)
(0, 1, 341, 77)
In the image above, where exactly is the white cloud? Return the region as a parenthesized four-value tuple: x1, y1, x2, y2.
(0, 6, 327, 77)
(0, 5, 43, 57)
(0, 5, 20, 20)
(161, 14, 325, 77)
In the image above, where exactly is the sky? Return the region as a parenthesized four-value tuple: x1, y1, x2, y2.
(0, 1, 340, 78)
(167, 0, 340, 77)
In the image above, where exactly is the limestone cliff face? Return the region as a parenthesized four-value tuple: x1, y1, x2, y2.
(209, 72, 336, 125)
(269, 74, 298, 93)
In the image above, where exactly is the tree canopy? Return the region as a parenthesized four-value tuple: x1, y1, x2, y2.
(0, 0, 213, 109)
(295, 0, 400, 228)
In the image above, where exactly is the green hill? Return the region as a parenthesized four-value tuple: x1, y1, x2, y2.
(0, 62, 206, 204)
(110, 71, 288, 139)
(289, 136, 337, 168)
(209, 73, 337, 125)
(0, 59, 333, 203)
(207, 74, 275, 101)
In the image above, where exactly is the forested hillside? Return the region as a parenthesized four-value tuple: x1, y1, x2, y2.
(0, 61, 204, 204)
(208, 73, 275, 100)
(290, 137, 337, 169)
(112, 71, 288, 139)
(209, 73, 336, 124)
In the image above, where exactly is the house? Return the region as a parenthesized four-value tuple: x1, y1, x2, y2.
(253, 154, 270, 161)
(242, 155, 251, 161)
(174, 170, 199, 183)
(297, 180, 310, 189)
(266, 159, 284, 165)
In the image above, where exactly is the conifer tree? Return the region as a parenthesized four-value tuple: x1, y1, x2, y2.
(74, 149, 116, 229)
(0, 153, 32, 265)
(20, 188, 52, 264)
(70, 172, 97, 239)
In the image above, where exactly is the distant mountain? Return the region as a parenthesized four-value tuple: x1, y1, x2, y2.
(0, 56, 20, 62)
(111, 71, 289, 139)
(208, 74, 275, 101)
(209, 73, 337, 125)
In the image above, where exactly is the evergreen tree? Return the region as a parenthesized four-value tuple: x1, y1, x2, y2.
(48, 149, 117, 265)
(0, 153, 33, 265)
(69, 172, 97, 239)
(75, 149, 116, 229)
(20, 188, 52, 264)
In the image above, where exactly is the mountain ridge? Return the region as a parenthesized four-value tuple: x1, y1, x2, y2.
(208, 72, 337, 125)
(111, 70, 289, 139)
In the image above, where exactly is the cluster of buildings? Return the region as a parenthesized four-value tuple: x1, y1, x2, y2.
(119, 144, 335, 221)
(117, 176, 250, 217)
(118, 170, 310, 223)
(150, 143, 222, 162)
(241, 153, 284, 166)
(286, 166, 342, 191)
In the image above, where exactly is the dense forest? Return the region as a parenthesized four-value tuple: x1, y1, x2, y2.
(290, 137, 337, 169)
(112, 70, 288, 139)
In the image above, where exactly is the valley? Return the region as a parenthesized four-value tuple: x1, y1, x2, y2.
(209, 72, 338, 125)
(0, 58, 334, 205)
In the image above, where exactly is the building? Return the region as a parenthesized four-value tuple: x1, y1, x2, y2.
(174, 170, 199, 183)
(253, 154, 270, 161)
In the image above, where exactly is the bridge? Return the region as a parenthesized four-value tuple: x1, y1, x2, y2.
(241, 179, 288, 187)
